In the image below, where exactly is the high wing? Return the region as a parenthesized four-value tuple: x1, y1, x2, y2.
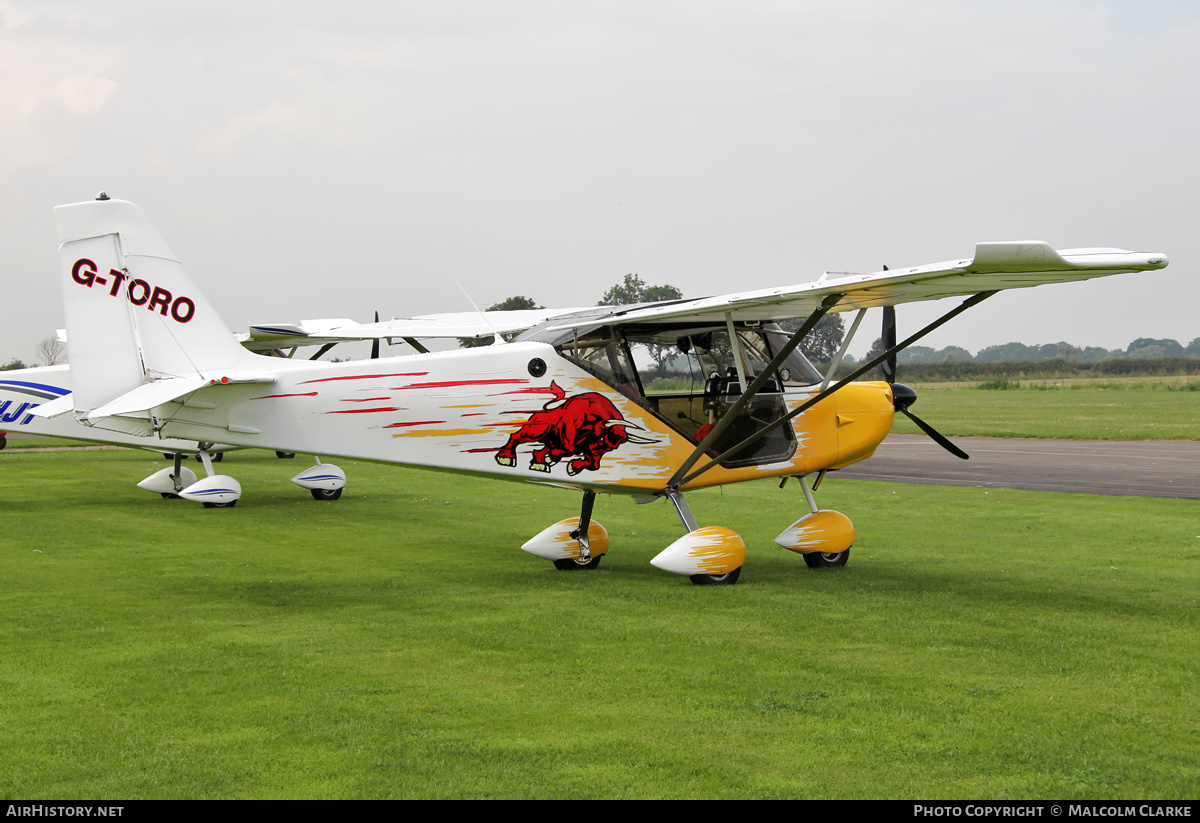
(242, 309, 592, 351)
(539, 242, 1168, 329)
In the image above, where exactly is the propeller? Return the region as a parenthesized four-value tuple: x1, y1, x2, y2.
(881, 296, 897, 384)
(370, 311, 380, 360)
(881, 299, 969, 461)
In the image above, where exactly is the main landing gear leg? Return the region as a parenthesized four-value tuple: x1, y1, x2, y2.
(554, 491, 602, 570)
(521, 490, 608, 571)
(167, 452, 185, 498)
(649, 491, 745, 586)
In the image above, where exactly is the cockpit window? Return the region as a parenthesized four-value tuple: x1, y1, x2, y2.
(524, 320, 818, 467)
(555, 326, 641, 400)
(763, 330, 825, 387)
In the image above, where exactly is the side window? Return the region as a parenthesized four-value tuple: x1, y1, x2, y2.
(763, 330, 824, 387)
(559, 328, 641, 400)
(555, 324, 799, 467)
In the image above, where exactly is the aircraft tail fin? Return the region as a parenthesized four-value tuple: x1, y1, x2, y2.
(55, 197, 259, 414)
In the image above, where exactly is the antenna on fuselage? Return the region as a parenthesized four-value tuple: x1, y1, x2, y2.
(452, 276, 505, 346)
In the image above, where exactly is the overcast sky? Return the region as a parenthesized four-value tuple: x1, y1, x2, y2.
(2, 0, 1196, 364)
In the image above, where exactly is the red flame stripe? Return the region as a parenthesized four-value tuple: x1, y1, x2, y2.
(326, 407, 405, 414)
(391, 379, 528, 390)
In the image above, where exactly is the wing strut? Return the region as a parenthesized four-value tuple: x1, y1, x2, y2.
(666, 293, 845, 489)
(671, 290, 996, 489)
(820, 308, 867, 391)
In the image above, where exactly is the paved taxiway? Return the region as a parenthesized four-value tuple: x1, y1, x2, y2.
(4, 433, 1197, 499)
(836, 435, 1200, 499)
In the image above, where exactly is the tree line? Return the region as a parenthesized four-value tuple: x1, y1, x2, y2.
(864, 336, 1200, 365)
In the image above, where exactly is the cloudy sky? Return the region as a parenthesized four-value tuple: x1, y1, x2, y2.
(2, 0, 1196, 364)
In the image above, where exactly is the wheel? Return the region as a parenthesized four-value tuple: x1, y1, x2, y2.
(803, 549, 849, 569)
(276, 451, 295, 459)
(195, 452, 224, 463)
(553, 555, 602, 571)
(690, 567, 742, 586)
(160, 492, 183, 500)
(202, 500, 237, 509)
(310, 487, 343, 501)
(0, 433, 6, 450)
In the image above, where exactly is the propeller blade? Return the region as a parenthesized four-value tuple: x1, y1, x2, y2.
(371, 311, 380, 360)
(881, 299, 896, 384)
(899, 407, 969, 460)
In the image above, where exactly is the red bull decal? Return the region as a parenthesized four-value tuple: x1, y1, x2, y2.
(71, 258, 195, 323)
(494, 381, 656, 476)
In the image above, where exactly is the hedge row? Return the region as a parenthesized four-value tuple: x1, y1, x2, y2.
(877, 357, 1200, 383)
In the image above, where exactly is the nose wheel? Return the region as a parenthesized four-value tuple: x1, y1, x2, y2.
(689, 567, 742, 586)
(802, 550, 850, 569)
(554, 555, 602, 571)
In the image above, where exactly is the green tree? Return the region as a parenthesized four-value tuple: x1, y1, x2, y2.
(863, 337, 887, 378)
(458, 296, 544, 348)
(899, 345, 938, 364)
(488, 296, 542, 312)
(939, 346, 973, 362)
(1127, 337, 1184, 357)
(595, 275, 686, 379)
(598, 274, 682, 306)
(1, 359, 27, 371)
(779, 313, 846, 365)
(976, 342, 1040, 362)
(1080, 346, 1114, 362)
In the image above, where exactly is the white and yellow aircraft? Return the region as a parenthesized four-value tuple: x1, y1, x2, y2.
(35, 196, 1168, 584)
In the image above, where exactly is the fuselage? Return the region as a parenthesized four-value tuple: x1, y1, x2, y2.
(127, 341, 894, 493)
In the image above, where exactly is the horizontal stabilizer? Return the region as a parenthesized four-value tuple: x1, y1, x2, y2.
(27, 394, 74, 419)
(85, 373, 277, 421)
(87, 376, 210, 420)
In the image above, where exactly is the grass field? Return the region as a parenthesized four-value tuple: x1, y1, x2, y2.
(0, 436, 105, 450)
(1, 448, 1196, 799)
(890, 380, 1200, 440)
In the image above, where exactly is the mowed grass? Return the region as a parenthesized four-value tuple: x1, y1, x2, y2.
(0, 448, 1197, 799)
(890, 383, 1200, 440)
(0, 436, 105, 450)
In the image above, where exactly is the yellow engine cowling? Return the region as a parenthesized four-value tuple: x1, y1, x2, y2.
(832, 381, 894, 469)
